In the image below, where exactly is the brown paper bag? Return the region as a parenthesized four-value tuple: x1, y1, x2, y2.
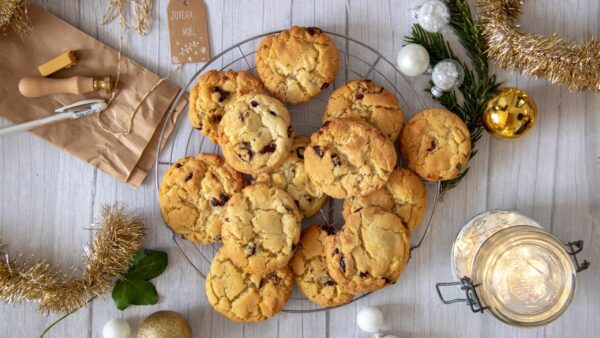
(0, 5, 185, 188)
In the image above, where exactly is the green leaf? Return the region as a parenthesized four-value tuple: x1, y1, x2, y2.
(124, 249, 168, 281)
(112, 279, 158, 311)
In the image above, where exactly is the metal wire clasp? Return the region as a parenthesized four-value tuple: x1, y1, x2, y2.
(565, 240, 590, 273)
(435, 277, 488, 313)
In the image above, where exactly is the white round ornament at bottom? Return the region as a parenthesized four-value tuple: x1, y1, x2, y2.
(396, 44, 430, 77)
(357, 307, 385, 333)
(102, 319, 131, 338)
(382, 336, 400, 338)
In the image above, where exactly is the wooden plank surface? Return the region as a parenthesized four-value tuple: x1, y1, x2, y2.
(0, 0, 598, 337)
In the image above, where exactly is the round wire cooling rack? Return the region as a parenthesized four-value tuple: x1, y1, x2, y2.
(154, 30, 442, 313)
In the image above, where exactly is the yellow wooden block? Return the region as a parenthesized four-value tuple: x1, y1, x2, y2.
(37, 50, 77, 77)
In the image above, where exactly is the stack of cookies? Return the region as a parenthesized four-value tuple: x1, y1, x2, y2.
(158, 25, 472, 322)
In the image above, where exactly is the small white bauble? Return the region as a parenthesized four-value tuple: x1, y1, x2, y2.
(416, 0, 450, 33)
(102, 319, 131, 338)
(396, 44, 430, 77)
(382, 336, 400, 338)
(431, 59, 464, 97)
(357, 307, 384, 333)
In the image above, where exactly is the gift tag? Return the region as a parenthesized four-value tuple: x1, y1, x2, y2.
(167, 0, 210, 64)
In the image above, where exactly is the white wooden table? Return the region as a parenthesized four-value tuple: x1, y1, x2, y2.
(1, 1, 598, 337)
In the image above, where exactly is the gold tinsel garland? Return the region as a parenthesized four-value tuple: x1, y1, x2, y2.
(0, 204, 144, 314)
(0, 0, 30, 36)
(478, 0, 600, 91)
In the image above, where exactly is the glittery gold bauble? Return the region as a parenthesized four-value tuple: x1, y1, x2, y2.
(483, 87, 536, 140)
(136, 311, 192, 338)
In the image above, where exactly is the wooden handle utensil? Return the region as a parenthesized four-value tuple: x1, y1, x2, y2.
(18, 76, 114, 97)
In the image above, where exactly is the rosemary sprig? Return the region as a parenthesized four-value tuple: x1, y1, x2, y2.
(405, 0, 501, 193)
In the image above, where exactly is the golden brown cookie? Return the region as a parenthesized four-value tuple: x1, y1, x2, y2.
(325, 206, 410, 293)
(206, 249, 293, 322)
(221, 184, 302, 275)
(323, 79, 404, 141)
(189, 70, 265, 143)
(158, 154, 244, 243)
(304, 118, 397, 199)
(400, 108, 471, 182)
(343, 168, 426, 234)
(219, 94, 293, 175)
(290, 225, 355, 307)
(254, 136, 329, 217)
(256, 26, 339, 104)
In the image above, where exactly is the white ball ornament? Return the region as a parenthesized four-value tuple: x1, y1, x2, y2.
(396, 44, 430, 77)
(431, 59, 464, 97)
(102, 319, 131, 338)
(382, 336, 400, 338)
(413, 0, 450, 33)
(357, 307, 384, 334)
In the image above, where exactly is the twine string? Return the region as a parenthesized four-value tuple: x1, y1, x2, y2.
(98, 0, 181, 136)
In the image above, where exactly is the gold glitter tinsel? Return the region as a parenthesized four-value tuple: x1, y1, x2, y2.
(0, 0, 30, 37)
(0, 204, 144, 314)
(478, 0, 600, 92)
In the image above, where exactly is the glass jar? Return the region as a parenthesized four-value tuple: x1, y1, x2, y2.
(437, 210, 589, 327)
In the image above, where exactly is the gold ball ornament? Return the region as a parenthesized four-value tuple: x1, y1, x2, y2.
(483, 87, 536, 140)
(136, 311, 193, 338)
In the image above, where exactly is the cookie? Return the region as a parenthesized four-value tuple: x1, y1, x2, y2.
(400, 108, 471, 182)
(221, 184, 302, 275)
(343, 168, 426, 234)
(304, 118, 397, 199)
(256, 26, 339, 104)
(158, 154, 244, 243)
(206, 249, 293, 322)
(254, 136, 329, 217)
(325, 206, 410, 293)
(189, 70, 265, 143)
(323, 79, 404, 141)
(219, 94, 293, 175)
(290, 225, 355, 307)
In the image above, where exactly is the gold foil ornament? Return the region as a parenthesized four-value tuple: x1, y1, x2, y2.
(136, 311, 193, 338)
(483, 87, 536, 140)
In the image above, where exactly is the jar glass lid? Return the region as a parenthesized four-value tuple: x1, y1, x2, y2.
(472, 225, 576, 326)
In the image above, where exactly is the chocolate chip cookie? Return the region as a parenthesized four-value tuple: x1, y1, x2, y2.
(290, 225, 355, 307)
(323, 80, 404, 141)
(206, 249, 293, 322)
(343, 168, 427, 235)
(325, 206, 410, 293)
(221, 184, 302, 275)
(189, 70, 265, 143)
(219, 94, 293, 175)
(254, 136, 328, 217)
(400, 108, 471, 182)
(256, 26, 339, 104)
(158, 154, 244, 243)
(304, 118, 397, 199)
